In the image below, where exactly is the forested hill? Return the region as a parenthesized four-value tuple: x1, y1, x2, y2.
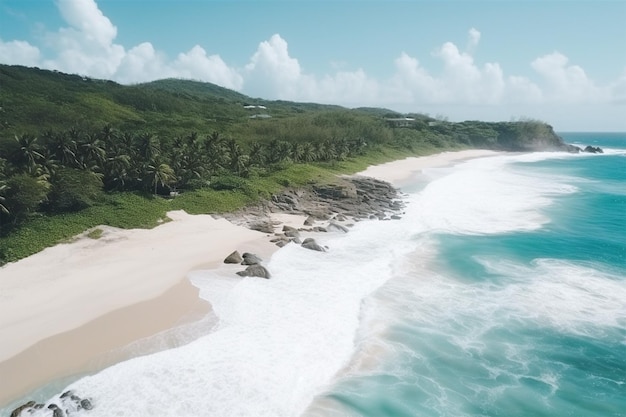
(0, 64, 578, 264)
(0, 63, 570, 152)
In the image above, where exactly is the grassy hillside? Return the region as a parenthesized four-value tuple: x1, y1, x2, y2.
(0, 65, 349, 139)
(0, 64, 572, 265)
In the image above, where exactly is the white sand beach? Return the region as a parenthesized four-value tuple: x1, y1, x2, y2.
(0, 149, 498, 406)
(358, 149, 498, 185)
(0, 210, 279, 404)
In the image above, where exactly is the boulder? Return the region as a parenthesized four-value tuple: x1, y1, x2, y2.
(47, 404, 63, 417)
(327, 222, 349, 233)
(10, 401, 36, 417)
(302, 238, 325, 252)
(80, 399, 94, 410)
(249, 220, 274, 233)
(583, 145, 603, 153)
(282, 225, 300, 238)
(303, 215, 316, 226)
(241, 252, 263, 265)
(224, 251, 243, 264)
(236, 264, 271, 278)
(313, 182, 358, 199)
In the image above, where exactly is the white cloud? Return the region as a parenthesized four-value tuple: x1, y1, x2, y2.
(115, 42, 170, 84)
(244, 34, 304, 98)
(467, 27, 481, 53)
(172, 46, 243, 90)
(531, 52, 603, 102)
(43, 0, 124, 78)
(435, 39, 505, 104)
(609, 69, 626, 104)
(0, 0, 623, 129)
(0, 39, 41, 66)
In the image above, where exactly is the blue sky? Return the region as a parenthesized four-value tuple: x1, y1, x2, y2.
(1, 0, 625, 131)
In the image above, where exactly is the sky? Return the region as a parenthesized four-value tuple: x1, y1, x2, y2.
(1, 0, 625, 131)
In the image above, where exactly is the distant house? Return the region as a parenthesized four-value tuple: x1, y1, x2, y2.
(384, 117, 416, 128)
(248, 114, 272, 119)
(243, 104, 268, 110)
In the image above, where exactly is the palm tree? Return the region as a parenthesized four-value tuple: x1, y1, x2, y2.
(103, 154, 131, 190)
(226, 139, 249, 176)
(134, 133, 161, 164)
(77, 134, 106, 172)
(203, 132, 228, 175)
(46, 131, 78, 167)
(0, 183, 9, 214)
(300, 142, 316, 163)
(290, 142, 303, 162)
(248, 142, 266, 167)
(13, 134, 44, 174)
(145, 157, 177, 195)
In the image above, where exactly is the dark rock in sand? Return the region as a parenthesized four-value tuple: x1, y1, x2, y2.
(303, 215, 316, 226)
(241, 252, 262, 265)
(327, 222, 349, 233)
(10, 401, 36, 417)
(236, 264, 271, 278)
(249, 220, 274, 233)
(302, 238, 325, 252)
(391, 215, 402, 220)
(275, 240, 288, 248)
(282, 225, 300, 238)
(224, 251, 243, 264)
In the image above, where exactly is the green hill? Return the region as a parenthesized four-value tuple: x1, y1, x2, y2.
(0, 64, 576, 265)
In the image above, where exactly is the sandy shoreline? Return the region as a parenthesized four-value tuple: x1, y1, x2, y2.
(0, 149, 498, 407)
(0, 210, 278, 405)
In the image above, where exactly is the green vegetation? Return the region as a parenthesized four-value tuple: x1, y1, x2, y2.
(0, 64, 569, 265)
(86, 228, 103, 239)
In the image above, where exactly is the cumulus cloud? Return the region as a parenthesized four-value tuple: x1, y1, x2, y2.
(467, 27, 481, 53)
(43, 0, 125, 78)
(0, 39, 41, 66)
(244, 34, 305, 98)
(531, 51, 603, 102)
(609, 69, 626, 104)
(0, 0, 623, 126)
(8, 0, 239, 86)
(243, 34, 379, 106)
(172, 46, 243, 90)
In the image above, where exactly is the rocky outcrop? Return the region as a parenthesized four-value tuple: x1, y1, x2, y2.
(224, 250, 243, 264)
(10, 390, 93, 417)
(241, 252, 263, 265)
(327, 222, 349, 233)
(236, 264, 271, 279)
(282, 225, 300, 238)
(221, 176, 404, 232)
(249, 220, 274, 233)
(302, 238, 325, 252)
(584, 145, 603, 153)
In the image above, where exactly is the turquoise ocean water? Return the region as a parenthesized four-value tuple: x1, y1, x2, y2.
(304, 132, 626, 417)
(2, 133, 625, 416)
